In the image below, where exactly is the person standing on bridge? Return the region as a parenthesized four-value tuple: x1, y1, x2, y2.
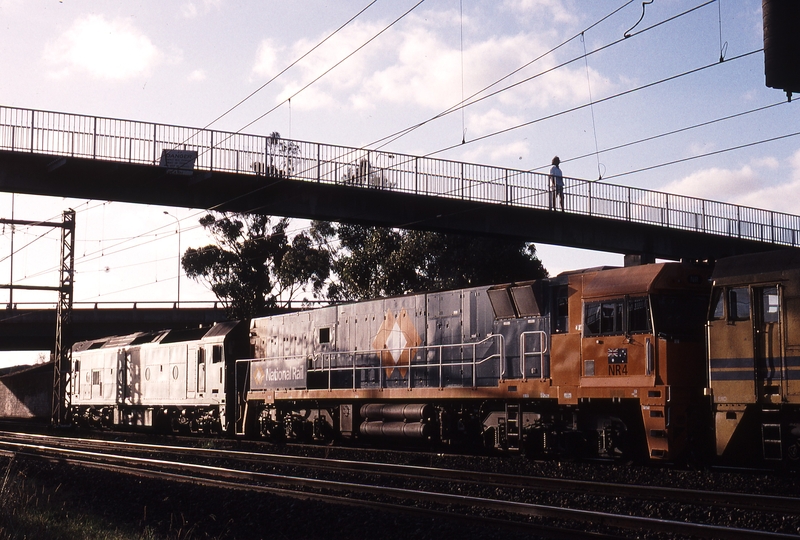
(550, 156, 564, 211)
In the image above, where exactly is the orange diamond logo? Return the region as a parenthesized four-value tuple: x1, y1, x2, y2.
(372, 308, 421, 378)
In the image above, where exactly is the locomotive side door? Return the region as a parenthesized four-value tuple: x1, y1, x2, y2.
(754, 285, 784, 403)
(708, 286, 756, 404)
(186, 344, 198, 400)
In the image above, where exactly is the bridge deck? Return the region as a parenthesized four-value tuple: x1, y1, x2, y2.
(0, 105, 797, 260)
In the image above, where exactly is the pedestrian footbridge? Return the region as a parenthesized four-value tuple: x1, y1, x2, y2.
(0, 105, 797, 261)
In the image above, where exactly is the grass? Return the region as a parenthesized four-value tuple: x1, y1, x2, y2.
(0, 457, 223, 540)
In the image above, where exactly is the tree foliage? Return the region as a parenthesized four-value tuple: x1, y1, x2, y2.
(182, 213, 548, 316)
(322, 222, 547, 302)
(181, 213, 330, 321)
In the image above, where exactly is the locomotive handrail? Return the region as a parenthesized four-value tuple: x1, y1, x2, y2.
(520, 331, 549, 383)
(1, 104, 798, 248)
(243, 334, 506, 391)
(317, 334, 505, 390)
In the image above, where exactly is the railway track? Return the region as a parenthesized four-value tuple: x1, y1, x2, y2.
(0, 430, 798, 539)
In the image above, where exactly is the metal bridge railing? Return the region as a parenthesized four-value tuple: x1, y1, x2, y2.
(2, 104, 799, 247)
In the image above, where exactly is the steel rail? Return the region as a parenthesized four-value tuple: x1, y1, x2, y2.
(2, 450, 616, 540)
(0, 435, 797, 539)
(5, 431, 796, 516)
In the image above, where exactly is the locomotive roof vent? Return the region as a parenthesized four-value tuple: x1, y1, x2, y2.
(487, 284, 517, 319)
(510, 281, 544, 317)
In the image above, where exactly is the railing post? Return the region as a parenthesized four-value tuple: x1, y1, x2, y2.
(317, 143, 321, 182)
(665, 193, 670, 227)
(414, 157, 419, 194)
(771, 211, 775, 243)
(152, 123, 157, 165)
(505, 169, 509, 204)
(408, 351, 412, 389)
(737, 206, 742, 238)
(588, 180, 592, 216)
(460, 162, 465, 199)
(30, 111, 35, 153)
(472, 343, 477, 388)
(92, 116, 97, 159)
(438, 349, 443, 389)
(626, 187, 631, 221)
(210, 131, 214, 171)
(702, 200, 706, 233)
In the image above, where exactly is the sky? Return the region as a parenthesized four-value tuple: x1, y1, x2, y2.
(1, 0, 799, 322)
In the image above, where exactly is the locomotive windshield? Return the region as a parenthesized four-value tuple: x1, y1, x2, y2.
(583, 296, 651, 337)
(651, 294, 709, 341)
(584, 294, 707, 341)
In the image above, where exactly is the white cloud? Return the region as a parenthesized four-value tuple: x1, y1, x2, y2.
(250, 11, 609, 116)
(487, 140, 531, 162)
(181, 0, 223, 18)
(502, 0, 576, 24)
(689, 141, 717, 156)
(467, 108, 524, 137)
(660, 151, 800, 214)
(188, 69, 207, 81)
(252, 39, 285, 79)
(43, 15, 161, 80)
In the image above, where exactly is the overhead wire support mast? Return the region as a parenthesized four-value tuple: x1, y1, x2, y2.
(0, 210, 76, 426)
(54, 209, 76, 426)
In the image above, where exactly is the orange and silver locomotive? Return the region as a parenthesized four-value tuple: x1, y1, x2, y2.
(239, 262, 711, 461)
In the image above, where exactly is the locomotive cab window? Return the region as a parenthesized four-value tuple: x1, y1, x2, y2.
(651, 294, 709, 341)
(584, 297, 652, 337)
(761, 286, 780, 323)
(729, 287, 750, 321)
(709, 288, 724, 320)
(627, 297, 651, 334)
(584, 299, 623, 336)
(212, 344, 223, 363)
(552, 285, 569, 334)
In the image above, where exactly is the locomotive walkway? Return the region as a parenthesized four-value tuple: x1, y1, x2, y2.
(0, 105, 798, 260)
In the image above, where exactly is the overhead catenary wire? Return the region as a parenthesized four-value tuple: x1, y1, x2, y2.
(67, 2, 744, 272)
(231, 0, 427, 138)
(204, 47, 772, 253)
(8, 1, 785, 304)
(366, 0, 715, 153)
(363, 0, 639, 151)
(101, 0, 705, 228)
(422, 49, 762, 160)
(581, 32, 603, 180)
(204, 1, 713, 216)
(532, 101, 787, 173)
(197, 0, 379, 133)
(602, 128, 800, 181)
(164, 0, 428, 177)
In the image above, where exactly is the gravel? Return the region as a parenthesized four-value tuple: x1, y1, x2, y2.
(2, 437, 799, 540)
